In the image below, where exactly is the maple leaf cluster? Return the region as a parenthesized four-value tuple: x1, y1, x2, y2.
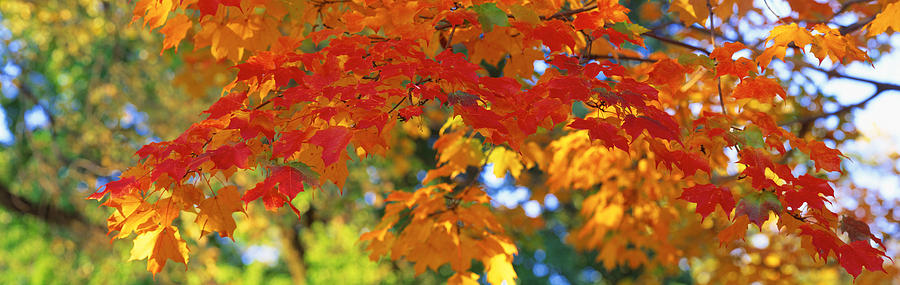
(88, 0, 900, 282)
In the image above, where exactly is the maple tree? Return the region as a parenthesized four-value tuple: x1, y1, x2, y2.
(64, 0, 900, 283)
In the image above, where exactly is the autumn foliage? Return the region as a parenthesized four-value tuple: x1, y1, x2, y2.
(86, 0, 900, 282)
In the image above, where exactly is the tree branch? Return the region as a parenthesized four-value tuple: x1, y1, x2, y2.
(839, 16, 874, 35)
(0, 180, 103, 232)
(583, 54, 658, 63)
(643, 29, 900, 126)
(644, 32, 711, 54)
(541, 4, 598, 21)
(435, 4, 598, 30)
(783, 65, 900, 125)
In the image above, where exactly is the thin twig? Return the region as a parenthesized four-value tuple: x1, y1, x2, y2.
(387, 96, 407, 114)
(762, 0, 783, 20)
(646, 22, 896, 124)
(583, 54, 658, 63)
(445, 26, 457, 49)
(707, 0, 727, 116)
(579, 31, 593, 64)
(644, 32, 711, 54)
(541, 5, 598, 21)
(839, 16, 874, 35)
(435, 4, 598, 30)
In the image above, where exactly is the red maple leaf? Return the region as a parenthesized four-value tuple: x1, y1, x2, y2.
(547, 76, 590, 102)
(196, 0, 241, 18)
(617, 78, 659, 101)
(806, 141, 845, 173)
(710, 42, 755, 78)
(622, 115, 680, 142)
(737, 148, 776, 189)
(839, 240, 887, 278)
(648, 140, 711, 176)
(203, 92, 247, 119)
(547, 55, 582, 74)
(710, 42, 747, 62)
(135, 141, 170, 160)
(152, 158, 189, 181)
(226, 111, 276, 140)
(234, 52, 305, 86)
(435, 50, 479, 84)
(398, 105, 423, 120)
(732, 77, 787, 102)
(594, 27, 643, 48)
(272, 130, 310, 159)
(784, 174, 834, 210)
(648, 59, 689, 88)
(456, 106, 508, 134)
(572, 11, 604, 31)
(309, 126, 352, 167)
(88, 177, 139, 200)
(441, 9, 478, 26)
(800, 225, 841, 261)
(241, 166, 306, 216)
(679, 184, 735, 221)
(530, 20, 576, 52)
(209, 142, 253, 170)
(568, 118, 629, 151)
(274, 86, 317, 107)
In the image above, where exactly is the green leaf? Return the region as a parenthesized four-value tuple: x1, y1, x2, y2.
(472, 3, 509, 33)
(611, 22, 649, 35)
(677, 53, 715, 70)
(736, 191, 782, 228)
(572, 101, 590, 118)
(735, 125, 765, 149)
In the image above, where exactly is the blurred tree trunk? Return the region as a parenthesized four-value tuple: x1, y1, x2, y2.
(279, 206, 316, 284)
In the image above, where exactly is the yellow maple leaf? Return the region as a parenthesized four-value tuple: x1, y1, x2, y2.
(759, 23, 868, 67)
(194, 186, 244, 239)
(767, 23, 814, 48)
(811, 24, 870, 64)
(112, 207, 156, 239)
(717, 215, 750, 245)
(867, 1, 900, 36)
(756, 45, 786, 70)
(484, 254, 517, 285)
(130, 225, 190, 275)
(159, 14, 192, 53)
(668, 0, 709, 27)
(448, 272, 481, 285)
(132, 0, 174, 29)
(193, 20, 245, 61)
(170, 184, 204, 211)
(488, 147, 524, 179)
(424, 129, 483, 183)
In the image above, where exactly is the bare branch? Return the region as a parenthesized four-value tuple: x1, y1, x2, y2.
(0, 181, 103, 232)
(644, 32, 711, 54)
(541, 4, 598, 21)
(584, 54, 658, 63)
